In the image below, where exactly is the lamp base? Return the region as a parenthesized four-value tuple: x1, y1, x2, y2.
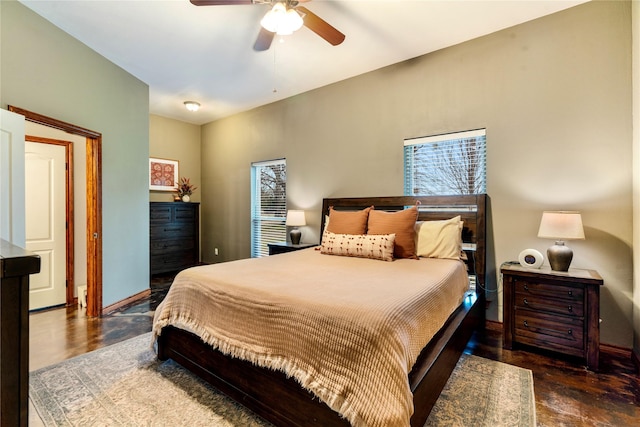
(547, 240, 573, 271)
(290, 228, 302, 245)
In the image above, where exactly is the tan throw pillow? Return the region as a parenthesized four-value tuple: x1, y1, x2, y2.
(321, 232, 395, 262)
(367, 206, 419, 259)
(415, 216, 463, 260)
(326, 206, 373, 235)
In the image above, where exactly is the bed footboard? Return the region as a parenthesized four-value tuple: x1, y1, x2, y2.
(157, 291, 483, 427)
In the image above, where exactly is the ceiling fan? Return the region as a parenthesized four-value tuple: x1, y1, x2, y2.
(190, 0, 346, 51)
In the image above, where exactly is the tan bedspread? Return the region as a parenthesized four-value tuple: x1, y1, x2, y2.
(152, 248, 469, 427)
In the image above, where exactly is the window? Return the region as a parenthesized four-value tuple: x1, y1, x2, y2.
(404, 129, 486, 196)
(251, 159, 287, 258)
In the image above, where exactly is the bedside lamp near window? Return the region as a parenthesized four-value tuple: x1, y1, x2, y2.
(537, 211, 585, 271)
(286, 210, 306, 245)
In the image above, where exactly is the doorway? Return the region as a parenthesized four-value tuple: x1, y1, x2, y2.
(9, 106, 103, 317)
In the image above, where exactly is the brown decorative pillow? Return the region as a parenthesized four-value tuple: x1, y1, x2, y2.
(321, 232, 395, 262)
(326, 206, 373, 235)
(367, 206, 419, 259)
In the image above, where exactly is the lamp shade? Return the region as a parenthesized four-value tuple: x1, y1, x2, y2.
(537, 211, 585, 240)
(286, 210, 306, 227)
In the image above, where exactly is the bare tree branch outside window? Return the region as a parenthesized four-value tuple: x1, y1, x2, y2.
(404, 130, 486, 196)
(251, 160, 287, 257)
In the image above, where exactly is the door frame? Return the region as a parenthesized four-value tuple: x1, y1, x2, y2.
(10, 106, 103, 317)
(25, 136, 75, 306)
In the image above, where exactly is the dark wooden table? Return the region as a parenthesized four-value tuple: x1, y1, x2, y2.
(267, 242, 317, 256)
(502, 264, 603, 371)
(1, 239, 40, 426)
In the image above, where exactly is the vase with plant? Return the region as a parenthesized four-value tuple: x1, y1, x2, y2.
(176, 177, 197, 202)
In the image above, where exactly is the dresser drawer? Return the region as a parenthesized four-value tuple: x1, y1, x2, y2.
(514, 293, 584, 317)
(515, 311, 584, 353)
(151, 224, 196, 239)
(150, 238, 196, 255)
(514, 280, 583, 301)
(151, 252, 197, 273)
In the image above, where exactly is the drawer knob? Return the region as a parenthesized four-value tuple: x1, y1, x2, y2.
(568, 329, 573, 335)
(523, 284, 529, 291)
(523, 298, 529, 306)
(523, 320, 529, 328)
(568, 290, 573, 296)
(568, 305, 573, 313)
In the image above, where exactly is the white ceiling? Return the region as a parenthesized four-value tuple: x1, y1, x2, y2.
(20, 0, 588, 125)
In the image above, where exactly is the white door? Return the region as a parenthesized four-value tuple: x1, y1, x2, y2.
(25, 141, 67, 310)
(0, 109, 26, 246)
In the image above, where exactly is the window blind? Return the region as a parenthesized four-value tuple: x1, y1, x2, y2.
(251, 159, 287, 258)
(404, 129, 486, 196)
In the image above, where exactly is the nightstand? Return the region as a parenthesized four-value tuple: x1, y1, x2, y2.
(501, 264, 603, 371)
(267, 242, 317, 256)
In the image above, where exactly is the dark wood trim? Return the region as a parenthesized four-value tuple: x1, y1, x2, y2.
(102, 288, 151, 315)
(9, 106, 103, 317)
(485, 319, 503, 332)
(25, 136, 75, 306)
(86, 136, 103, 317)
(600, 342, 632, 360)
(7, 106, 101, 139)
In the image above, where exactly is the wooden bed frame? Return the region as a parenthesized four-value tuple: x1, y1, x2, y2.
(157, 194, 488, 426)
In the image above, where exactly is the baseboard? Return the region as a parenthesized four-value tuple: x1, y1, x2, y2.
(484, 319, 503, 332)
(600, 342, 632, 359)
(102, 288, 151, 315)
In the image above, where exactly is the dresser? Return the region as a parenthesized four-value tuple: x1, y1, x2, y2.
(501, 264, 603, 371)
(150, 202, 199, 275)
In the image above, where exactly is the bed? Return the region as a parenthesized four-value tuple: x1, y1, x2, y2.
(153, 194, 488, 427)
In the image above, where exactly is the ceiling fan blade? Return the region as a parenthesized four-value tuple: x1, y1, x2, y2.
(254, 27, 275, 51)
(296, 6, 345, 46)
(190, 0, 254, 5)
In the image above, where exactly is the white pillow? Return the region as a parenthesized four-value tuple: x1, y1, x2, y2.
(415, 216, 463, 260)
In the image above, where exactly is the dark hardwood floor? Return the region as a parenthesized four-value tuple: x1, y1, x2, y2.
(29, 277, 640, 426)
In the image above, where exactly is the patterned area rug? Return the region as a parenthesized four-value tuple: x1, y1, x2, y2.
(30, 333, 535, 426)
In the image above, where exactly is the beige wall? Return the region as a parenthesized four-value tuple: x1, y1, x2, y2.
(201, 1, 633, 347)
(149, 115, 202, 203)
(1, 0, 150, 307)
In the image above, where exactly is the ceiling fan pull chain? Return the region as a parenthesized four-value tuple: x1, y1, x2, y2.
(272, 43, 278, 93)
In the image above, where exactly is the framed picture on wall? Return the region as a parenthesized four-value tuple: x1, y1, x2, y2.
(149, 157, 179, 191)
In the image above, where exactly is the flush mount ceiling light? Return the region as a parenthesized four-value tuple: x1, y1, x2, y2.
(260, 2, 303, 36)
(184, 101, 200, 112)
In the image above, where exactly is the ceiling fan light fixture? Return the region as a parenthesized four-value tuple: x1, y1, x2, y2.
(261, 2, 303, 35)
(184, 101, 200, 112)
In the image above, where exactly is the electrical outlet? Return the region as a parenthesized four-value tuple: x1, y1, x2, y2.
(215, 248, 219, 256)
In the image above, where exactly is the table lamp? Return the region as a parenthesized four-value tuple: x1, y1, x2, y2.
(286, 210, 306, 245)
(537, 211, 585, 271)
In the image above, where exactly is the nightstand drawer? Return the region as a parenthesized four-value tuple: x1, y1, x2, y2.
(515, 311, 584, 352)
(514, 293, 584, 317)
(515, 280, 583, 301)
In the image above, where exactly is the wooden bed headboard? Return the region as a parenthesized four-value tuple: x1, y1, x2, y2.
(320, 194, 488, 293)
